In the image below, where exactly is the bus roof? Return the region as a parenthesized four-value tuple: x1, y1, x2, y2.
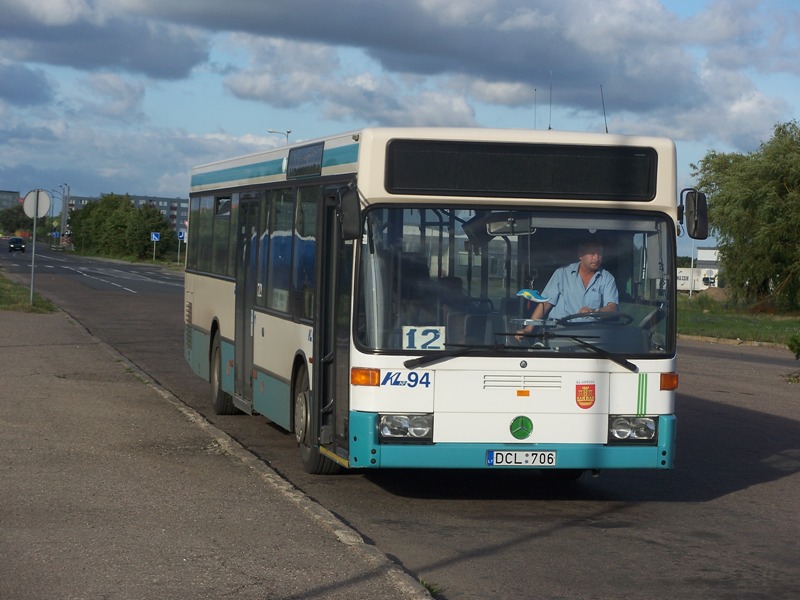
(190, 127, 677, 204)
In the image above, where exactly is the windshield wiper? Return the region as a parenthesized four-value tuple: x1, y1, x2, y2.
(405, 334, 639, 373)
(515, 331, 639, 373)
(553, 333, 638, 372)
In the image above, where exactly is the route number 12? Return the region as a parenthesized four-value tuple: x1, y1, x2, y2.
(401, 326, 446, 351)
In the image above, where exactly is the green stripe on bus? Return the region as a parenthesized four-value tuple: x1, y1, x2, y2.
(191, 143, 359, 189)
(322, 143, 359, 168)
(637, 373, 648, 416)
(191, 158, 285, 188)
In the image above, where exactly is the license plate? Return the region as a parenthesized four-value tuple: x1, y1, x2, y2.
(486, 450, 557, 467)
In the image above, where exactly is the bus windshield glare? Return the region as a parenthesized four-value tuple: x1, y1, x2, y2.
(355, 207, 674, 356)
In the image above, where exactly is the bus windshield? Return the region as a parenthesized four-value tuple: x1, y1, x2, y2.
(355, 206, 674, 357)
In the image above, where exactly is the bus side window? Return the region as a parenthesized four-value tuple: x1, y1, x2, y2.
(186, 196, 202, 271)
(255, 191, 270, 308)
(212, 196, 232, 276)
(267, 189, 294, 313)
(195, 196, 214, 273)
(292, 187, 319, 321)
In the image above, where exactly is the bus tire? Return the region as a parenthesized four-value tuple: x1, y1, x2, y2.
(293, 367, 339, 475)
(210, 333, 236, 415)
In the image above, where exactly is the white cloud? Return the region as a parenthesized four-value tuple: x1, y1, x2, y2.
(223, 36, 339, 108)
(0, 0, 798, 198)
(77, 72, 146, 120)
(456, 77, 535, 108)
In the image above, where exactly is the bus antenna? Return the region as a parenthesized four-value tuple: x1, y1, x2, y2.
(600, 84, 609, 133)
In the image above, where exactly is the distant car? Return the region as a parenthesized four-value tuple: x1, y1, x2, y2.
(8, 237, 26, 253)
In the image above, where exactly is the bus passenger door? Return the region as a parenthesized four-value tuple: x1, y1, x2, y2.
(312, 191, 354, 463)
(234, 197, 260, 411)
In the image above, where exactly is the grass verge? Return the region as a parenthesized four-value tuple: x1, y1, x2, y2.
(0, 272, 58, 313)
(677, 291, 800, 346)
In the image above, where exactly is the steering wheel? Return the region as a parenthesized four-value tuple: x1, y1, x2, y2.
(558, 311, 634, 326)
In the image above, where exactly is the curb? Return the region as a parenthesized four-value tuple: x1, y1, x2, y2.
(678, 334, 787, 349)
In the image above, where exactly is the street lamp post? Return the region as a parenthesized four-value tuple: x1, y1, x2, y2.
(59, 183, 70, 245)
(268, 129, 291, 145)
(49, 189, 64, 248)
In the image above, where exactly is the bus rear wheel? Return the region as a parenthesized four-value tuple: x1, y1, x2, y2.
(210, 333, 236, 415)
(293, 367, 339, 475)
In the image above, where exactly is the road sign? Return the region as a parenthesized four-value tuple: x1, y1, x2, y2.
(23, 190, 51, 218)
(22, 189, 52, 306)
(177, 230, 186, 241)
(151, 232, 160, 242)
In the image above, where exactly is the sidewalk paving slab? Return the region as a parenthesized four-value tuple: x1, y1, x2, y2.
(0, 310, 431, 600)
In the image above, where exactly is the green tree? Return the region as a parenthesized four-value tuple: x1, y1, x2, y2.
(69, 200, 98, 252)
(69, 193, 133, 254)
(692, 121, 800, 311)
(126, 203, 175, 259)
(68, 193, 175, 259)
(0, 204, 30, 236)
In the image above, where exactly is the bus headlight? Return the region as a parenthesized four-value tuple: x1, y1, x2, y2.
(379, 414, 433, 443)
(608, 416, 657, 443)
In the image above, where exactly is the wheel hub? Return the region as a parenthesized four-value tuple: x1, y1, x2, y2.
(294, 391, 308, 445)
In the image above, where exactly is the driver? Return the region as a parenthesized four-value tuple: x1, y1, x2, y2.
(516, 237, 618, 339)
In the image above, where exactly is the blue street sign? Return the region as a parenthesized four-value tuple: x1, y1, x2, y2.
(178, 230, 186, 241)
(151, 232, 160, 242)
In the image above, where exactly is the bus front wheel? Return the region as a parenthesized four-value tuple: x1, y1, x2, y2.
(293, 368, 339, 475)
(210, 333, 236, 415)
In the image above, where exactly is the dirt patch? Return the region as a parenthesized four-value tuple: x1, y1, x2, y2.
(696, 287, 727, 302)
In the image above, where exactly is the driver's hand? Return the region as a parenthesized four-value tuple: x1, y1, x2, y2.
(578, 306, 594, 314)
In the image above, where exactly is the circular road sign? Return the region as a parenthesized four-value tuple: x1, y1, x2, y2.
(23, 190, 51, 219)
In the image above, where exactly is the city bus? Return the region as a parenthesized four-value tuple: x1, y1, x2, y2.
(184, 127, 708, 475)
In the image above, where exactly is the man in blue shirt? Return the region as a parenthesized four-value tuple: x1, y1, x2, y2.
(517, 239, 618, 338)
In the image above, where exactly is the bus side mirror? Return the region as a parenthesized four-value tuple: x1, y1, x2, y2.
(683, 189, 708, 240)
(338, 188, 361, 240)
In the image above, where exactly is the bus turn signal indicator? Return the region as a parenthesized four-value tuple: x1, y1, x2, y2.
(351, 367, 380, 386)
(660, 372, 679, 391)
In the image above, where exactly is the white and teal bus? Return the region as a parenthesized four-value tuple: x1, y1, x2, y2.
(184, 127, 707, 475)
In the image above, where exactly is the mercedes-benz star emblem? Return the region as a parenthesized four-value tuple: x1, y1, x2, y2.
(510, 416, 533, 440)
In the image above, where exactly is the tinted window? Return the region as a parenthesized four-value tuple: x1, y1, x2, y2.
(292, 187, 320, 320)
(386, 140, 657, 201)
(266, 189, 295, 312)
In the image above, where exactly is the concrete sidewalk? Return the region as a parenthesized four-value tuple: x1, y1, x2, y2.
(0, 310, 430, 599)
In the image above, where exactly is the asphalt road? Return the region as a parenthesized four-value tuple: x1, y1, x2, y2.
(4, 245, 799, 599)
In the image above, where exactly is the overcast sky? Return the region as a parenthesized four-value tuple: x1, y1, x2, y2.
(1, 0, 798, 252)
